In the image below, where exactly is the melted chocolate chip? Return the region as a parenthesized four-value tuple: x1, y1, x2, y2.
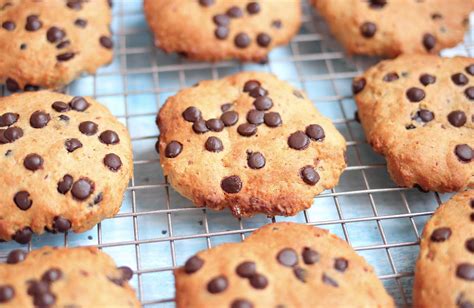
(419, 74, 436, 86)
(104, 153, 122, 171)
(293, 267, 308, 283)
(184, 256, 204, 274)
(448, 111, 467, 127)
(42, 268, 63, 283)
(302, 247, 319, 265)
(249, 273, 268, 289)
(305, 124, 324, 141)
(263, 112, 281, 127)
(455, 144, 473, 162)
(183, 106, 201, 122)
(237, 123, 257, 137)
(52, 101, 70, 112)
(247, 110, 264, 125)
(192, 120, 209, 134)
(227, 6, 243, 18)
(0, 285, 14, 303)
(25, 15, 42, 31)
(243, 80, 261, 93)
(221, 175, 242, 193)
(46, 27, 65, 43)
(100, 36, 113, 49)
(254, 96, 273, 111)
(288, 131, 309, 150)
(14, 191, 32, 210)
(334, 258, 348, 272)
(277, 248, 298, 267)
(24, 154, 43, 171)
(456, 263, 474, 281)
(70, 96, 90, 111)
(71, 178, 94, 201)
(465, 87, 474, 100)
(53, 216, 71, 233)
(451, 73, 469, 86)
(205, 136, 223, 152)
(236, 261, 256, 278)
(57, 175, 73, 194)
(231, 299, 254, 308)
(247, 152, 265, 169)
(422, 33, 436, 51)
(383, 72, 399, 82)
(235, 33, 251, 48)
(300, 166, 320, 185)
(257, 33, 271, 47)
(221, 111, 239, 126)
(207, 276, 228, 293)
(65, 138, 82, 153)
(206, 119, 225, 132)
(79, 121, 98, 135)
(99, 130, 120, 145)
(360, 22, 376, 38)
(247, 2, 260, 14)
(406, 87, 425, 102)
(352, 78, 366, 94)
(13, 227, 33, 244)
(6, 249, 27, 264)
(30, 111, 51, 128)
(57, 52, 75, 62)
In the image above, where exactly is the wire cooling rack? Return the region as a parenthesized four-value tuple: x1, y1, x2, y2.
(1, 1, 473, 307)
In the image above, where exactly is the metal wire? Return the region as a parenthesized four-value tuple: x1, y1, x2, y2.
(1, 1, 473, 307)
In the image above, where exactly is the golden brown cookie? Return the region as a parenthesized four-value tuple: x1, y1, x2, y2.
(413, 190, 474, 308)
(354, 55, 473, 192)
(157, 72, 346, 217)
(311, 0, 473, 57)
(175, 222, 394, 308)
(0, 246, 140, 307)
(144, 0, 301, 62)
(0, 91, 133, 243)
(0, 0, 113, 91)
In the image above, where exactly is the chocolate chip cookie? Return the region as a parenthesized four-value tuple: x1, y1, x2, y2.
(354, 55, 473, 192)
(175, 222, 394, 307)
(414, 190, 474, 308)
(157, 72, 346, 217)
(0, 246, 140, 307)
(0, 91, 133, 244)
(311, 0, 473, 57)
(144, 0, 301, 62)
(0, 0, 113, 91)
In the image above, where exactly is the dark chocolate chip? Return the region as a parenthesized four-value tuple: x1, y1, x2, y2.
(213, 14, 230, 26)
(0, 113, 19, 127)
(227, 6, 243, 18)
(277, 248, 298, 267)
(30, 111, 51, 128)
(100, 36, 113, 49)
(234, 33, 251, 48)
(5, 78, 20, 92)
(334, 258, 348, 272)
(236, 261, 256, 278)
(430, 227, 452, 242)
(305, 124, 325, 141)
(94, 193, 103, 205)
(3, 127, 23, 143)
(221, 103, 233, 112)
(2, 21, 15, 31)
(182, 106, 201, 122)
(199, 0, 214, 7)
(288, 131, 309, 150)
(53, 216, 71, 233)
(24, 153, 43, 171)
(69, 96, 90, 111)
(57, 175, 73, 194)
(13, 227, 33, 244)
(99, 130, 120, 145)
(57, 52, 75, 61)
(192, 120, 209, 134)
(6, 249, 27, 264)
(56, 40, 70, 49)
(71, 178, 94, 201)
(74, 18, 87, 28)
(369, 0, 386, 8)
(79, 121, 98, 135)
(249, 86, 268, 98)
(322, 274, 338, 287)
(263, 112, 281, 127)
(65, 138, 82, 153)
(451, 73, 469, 86)
(25, 15, 42, 31)
(42, 268, 63, 283)
(46, 27, 65, 43)
(118, 266, 133, 281)
(0, 285, 14, 303)
(221, 111, 239, 127)
(360, 22, 376, 38)
(221, 175, 242, 193)
(247, 110, 264, 125)
(419, 74, 436, 86)
(466, 64, 474, 76)
(184, 255, 204, 274)
(206, 119, 225, 132)
(243, 80, 260, 93)
(231, 299, 254, 308)
(272, 20, 282, 28)
(352, 78, 366, 94)
(27, 280, 50, 296)
(247, 2, 260, 14)
(52, 101, 70, 112)
(465, 87, 474, 100)
(466, 238, 474, 253)
(455, 144, 473, 162)
(406, 87, 425, 102)
(254, 96, 273, 111)
(237, 123, 257, 137)
(300, 166, 320, 185)
(383, 72, 399, 82)
(104, 153, 122, 171)
(302, 247, 319, 265)
(215, 27, 229, 40)
(293, 267, 308, 283)
(456, 263, 474, 281)
(249, 273, 268, 289)
(256, 33, 271, 47)
(247, 152, 265, 169)
(448, 111, 467, 127)
(205, 136, 223, 152)
(422, 33, 436, 51)
(416, 109, 434, 122)
(207, 276, 228, 293)
(14, 191, 32, 210)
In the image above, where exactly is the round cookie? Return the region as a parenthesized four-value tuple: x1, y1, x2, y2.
(311, 0, 473, 57)
(0, 246, 140, 307)
(0, 91, 133, 243)
(144, 0, 301, 62)
(0, 0, 113, 91)
(175, 222, 395, 307)
(157, 72, 346, 217)
(414, 190, 474, 308)
(354, 55, 473, 192)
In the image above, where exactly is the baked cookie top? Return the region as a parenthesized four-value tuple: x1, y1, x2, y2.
(157, 72, 346, 217)
(0, 0, 113, 90)
(0, 246, 140, 307)
(312, 0, 473, 57)
(144, 0, 301, 62)
(414, 190, 474, 308)
(354, 55, 473, 192)
(0, 91, 133, 244)
(175, 222, 394, 308)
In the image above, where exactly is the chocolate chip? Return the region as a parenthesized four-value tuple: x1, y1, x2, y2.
(257, 33, 271, 47)
(3, 127, 23, 143)
(100, 36, 113, 49)
(227, 6, 243, 18)
(236, 261, 256, 278)
(277, 248, 298, 267)
(65, 138, 82, 153)
(205, 136, 223, 152)
(56, 40, 70, 49)
(57, 52, 75, 61)
(302, 247, 319, 265)
(25, 15, 42, 31)
(334, 258, 348, 272)
(57, 175, 73, 194)
(6, 249, 27, 264)
(272, 19, 282, 28)
(456, 263, 474, 281)
(247, 152, 265, 169)
(206, 119, 225, 132)
(465, 87, 474, 100)
(183, 106, 201, 122)
(0, 285, 14, 303)
(33, 292, 56, 307)
(369, 0, 386, 8)
(293, 267, 308, 283)
(71, 178, 94, 201)
(422, 33, 436, 51)
(13, 227, 32, 244)
(99, 130, 120, 145)
(53, 216, 71, 233)
(2, 21, 15, 31)
(360, 22, 376, 38)
(215, 27, 229, 40)
(466, 238, 474, 253)
(247, 2, 260, 14)
(305, 124, 325, 141)
(192, 120, 209, 134)
(221, 111, 239, 126)
(448, 111, 467, 127)
(249, 273, 268, 289)
(243, 80, 260, 93)
(430, 227, 452, 242)
(42, 268, 63, 283)
(414, 109, 434, 123)
(237, 123, 257, 137)
(221, 175, 242, 193)
(466, 64, 474, 76)
(213, 14, 230, 26)
(300, 166, 320, 185)
(247, 110, 264, 125)
(94, 193, 103, 205)
(104, 153, 122, 171)
(24, 154, 43, 171)
(451, 73, 468, 86)
(14, 191, 32, 210)
(5, 78, 19, 92)
(249, 86, 268, 98)
(24, 84, 39, 91)
(352, 78, 366, 94)
(263, 112, 282, 127)
(27, 280, 50, 296)
(288, 131, 309, 150)
(67, 0, 84, 10)
(207, 276, 228, 293)
(235, 33, 251, 48)
(254, 96, 273, 111)
(79, 121, 98, 135)
(221, 103, 233, 112)
(118, 266, 133, 281)
(231, 299, 254, 308)
(60, 115, 70, 122)
(406, 87, 425, 102)
(69, 96, 90, 111)
(199, 0, 214, 6)
(383, 72, 399, 82)
(46, 27, 65, 43)
(74, 18, 87, 28)
(455, 144, 473, 162)
(419, 74, 436, 86)
(0, 112, 19, 127)
(52, 101, 70, 112)
(30, 111, 51, 128)
(184, 255, 204, 274)
(322, 274, 338, 287)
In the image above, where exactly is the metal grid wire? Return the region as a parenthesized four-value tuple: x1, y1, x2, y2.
(1, 1, 473, 307)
